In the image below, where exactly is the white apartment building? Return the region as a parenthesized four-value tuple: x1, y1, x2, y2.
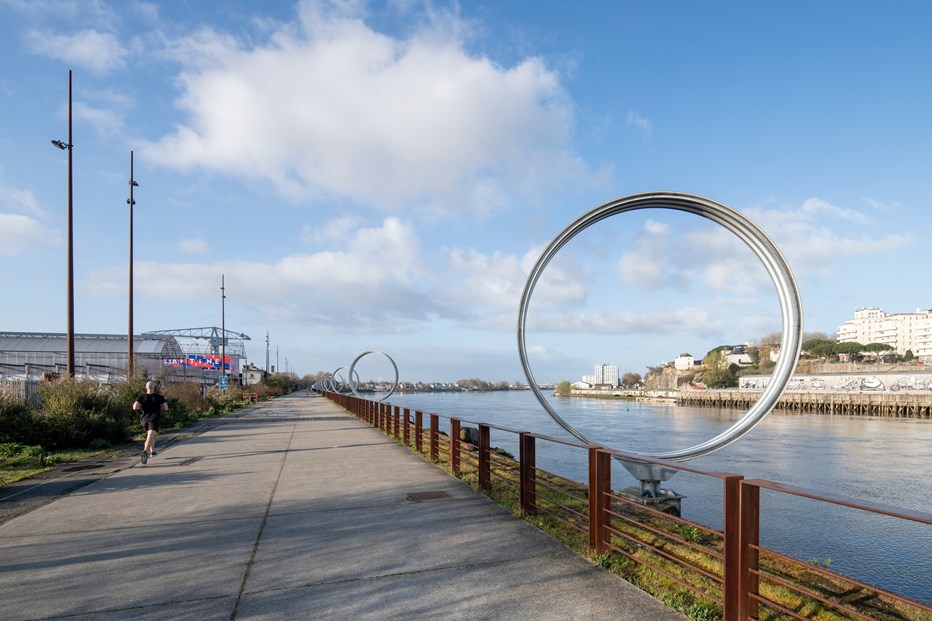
(674, 353, 695, 370)
(594, 363, 619, 387)
(837, 307, 932, 360)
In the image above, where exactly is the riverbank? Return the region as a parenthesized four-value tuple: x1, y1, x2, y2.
(564, 388, 931, 418)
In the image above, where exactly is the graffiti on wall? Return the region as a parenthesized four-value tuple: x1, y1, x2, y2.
(739, 374, 932, 393)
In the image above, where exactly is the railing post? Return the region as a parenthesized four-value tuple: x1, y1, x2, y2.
(403, 408, 411, 446)
(478, 424, 491, 490)
(739, 481, 761, 621)
(519, 433, 536, 516)
(588, 447, 610, 555)
(380, 403, 388, 432)
(414, 410, 423, 452)
(429, 413, 439, 461)
(393, 405, 401, 440)
(450, 418, 461, 474)
(723, 475, 743, 621)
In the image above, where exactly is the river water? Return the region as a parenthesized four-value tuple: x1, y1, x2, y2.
(382, 390, 931, 605)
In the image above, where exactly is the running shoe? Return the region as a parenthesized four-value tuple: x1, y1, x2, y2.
(141, 451, 148, 465)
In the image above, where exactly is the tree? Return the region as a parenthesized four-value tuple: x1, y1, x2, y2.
(812, 342, 836, 358)
(802, 338, 834, 353)
(863, 342, 890, 353)
(758, 332, 782, 346)
(905, 350, 914, 361)
(555, 381, 572, 396)
(832, 342, 864, 355)
(621, 372, 642, 388)
(701, 351, 739, 388)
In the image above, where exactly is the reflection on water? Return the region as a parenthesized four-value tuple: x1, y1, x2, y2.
(387, 390, 932, 604)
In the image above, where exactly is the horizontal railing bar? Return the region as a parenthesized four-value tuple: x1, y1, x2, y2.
(605, 541, 723, 605)
(606, 524, 723, 585)
(607, 492, 725, 539)
(749, 592, 809, 621)
(751, 544, 932, 613)
(540, 499, 588, 524)
(750, 568, 877, 621)
(534, 476, 588, 503)
(743, 479, 932, 525)
(606, 508, 724, 563)
(534, 466, 588, 491)
(489, 470, 519, 488)
(534, 504, 587, 535)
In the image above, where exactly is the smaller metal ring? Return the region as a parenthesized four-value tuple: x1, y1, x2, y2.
(348, 350, 399, 402)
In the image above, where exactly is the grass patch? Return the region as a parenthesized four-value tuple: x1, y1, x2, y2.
(0, 443, 113, 489)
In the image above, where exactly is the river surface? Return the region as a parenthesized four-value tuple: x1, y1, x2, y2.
(382, 390, 931, 604)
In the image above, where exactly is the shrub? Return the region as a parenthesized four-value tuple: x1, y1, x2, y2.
(35, 379, 128, 449)
(0, 394, 36, 445)
(162, 382, 208, 419)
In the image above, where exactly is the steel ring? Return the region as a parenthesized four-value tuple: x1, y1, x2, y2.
(348, 350, 399, 402)
(517, 191, 803, 462)
(331, 367, 358, 394)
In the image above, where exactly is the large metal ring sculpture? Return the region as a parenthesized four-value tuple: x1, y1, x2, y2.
(518, 191, 803, 462)
(348, 350, 399, 403)
(330, 366, 359, 394)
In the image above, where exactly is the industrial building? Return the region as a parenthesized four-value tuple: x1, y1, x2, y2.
(0, 327, 250, 384)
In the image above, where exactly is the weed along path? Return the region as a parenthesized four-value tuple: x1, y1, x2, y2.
(0, 392, 685, 621)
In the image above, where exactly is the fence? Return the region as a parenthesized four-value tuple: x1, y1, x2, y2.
(323, 390, 931, 621)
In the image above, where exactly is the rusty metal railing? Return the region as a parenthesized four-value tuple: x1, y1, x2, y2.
(321, 390, 931, 621)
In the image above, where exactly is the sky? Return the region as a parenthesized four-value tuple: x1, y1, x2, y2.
(0, 0, 929, 384)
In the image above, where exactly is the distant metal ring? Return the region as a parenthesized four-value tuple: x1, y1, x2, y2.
(331, 367, 358, 394)
(517, 191, 803, 462)
(348, 350, 399, 403)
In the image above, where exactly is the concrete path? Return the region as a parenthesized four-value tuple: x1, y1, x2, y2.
(0, 392, 686, 621)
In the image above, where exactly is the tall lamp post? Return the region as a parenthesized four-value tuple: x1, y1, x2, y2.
(127, 151, 139, 379)
(51, 69, 75, 378)
(221, 274, 226, 384)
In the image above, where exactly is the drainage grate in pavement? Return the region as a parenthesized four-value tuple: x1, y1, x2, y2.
(178, 457, 202, 466)
(406, 491, 452, 503)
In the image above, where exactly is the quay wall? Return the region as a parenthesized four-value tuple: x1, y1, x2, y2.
(677, 390, 931, 418)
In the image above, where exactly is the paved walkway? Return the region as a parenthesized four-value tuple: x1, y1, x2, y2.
(0, 392, 686, 621)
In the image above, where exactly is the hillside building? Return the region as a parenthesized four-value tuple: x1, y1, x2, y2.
(837, 307, 932, 360)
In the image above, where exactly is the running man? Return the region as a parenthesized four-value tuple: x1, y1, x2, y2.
(133, 381, 168, 464)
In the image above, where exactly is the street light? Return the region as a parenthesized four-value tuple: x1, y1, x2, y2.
(127, 151, 139, 379)
(221, 274, 226, 385)
(50, 69, 75, 378)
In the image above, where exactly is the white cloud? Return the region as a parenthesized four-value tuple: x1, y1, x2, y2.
(177, 237, 209, 254)
(442, 245, 588, 318)
(141, 2, 591, 216)
(85, 217, 438, 333)
(801, 197, 868, 223)
(627, 110, 651, 138)
(744, 199, 914, 274)
(0, 214, 58, 256)
(0, 184, 43, 216)
(74, 101, 125, 138)
(301, 216, 362, 246)
(529, 307, 725, 338)
(26, 28, 127, 75)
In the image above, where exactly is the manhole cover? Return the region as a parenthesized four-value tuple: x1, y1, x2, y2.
(406, 491, 451, 502)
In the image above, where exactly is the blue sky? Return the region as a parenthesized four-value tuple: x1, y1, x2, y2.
(1, 1, 928, 383)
